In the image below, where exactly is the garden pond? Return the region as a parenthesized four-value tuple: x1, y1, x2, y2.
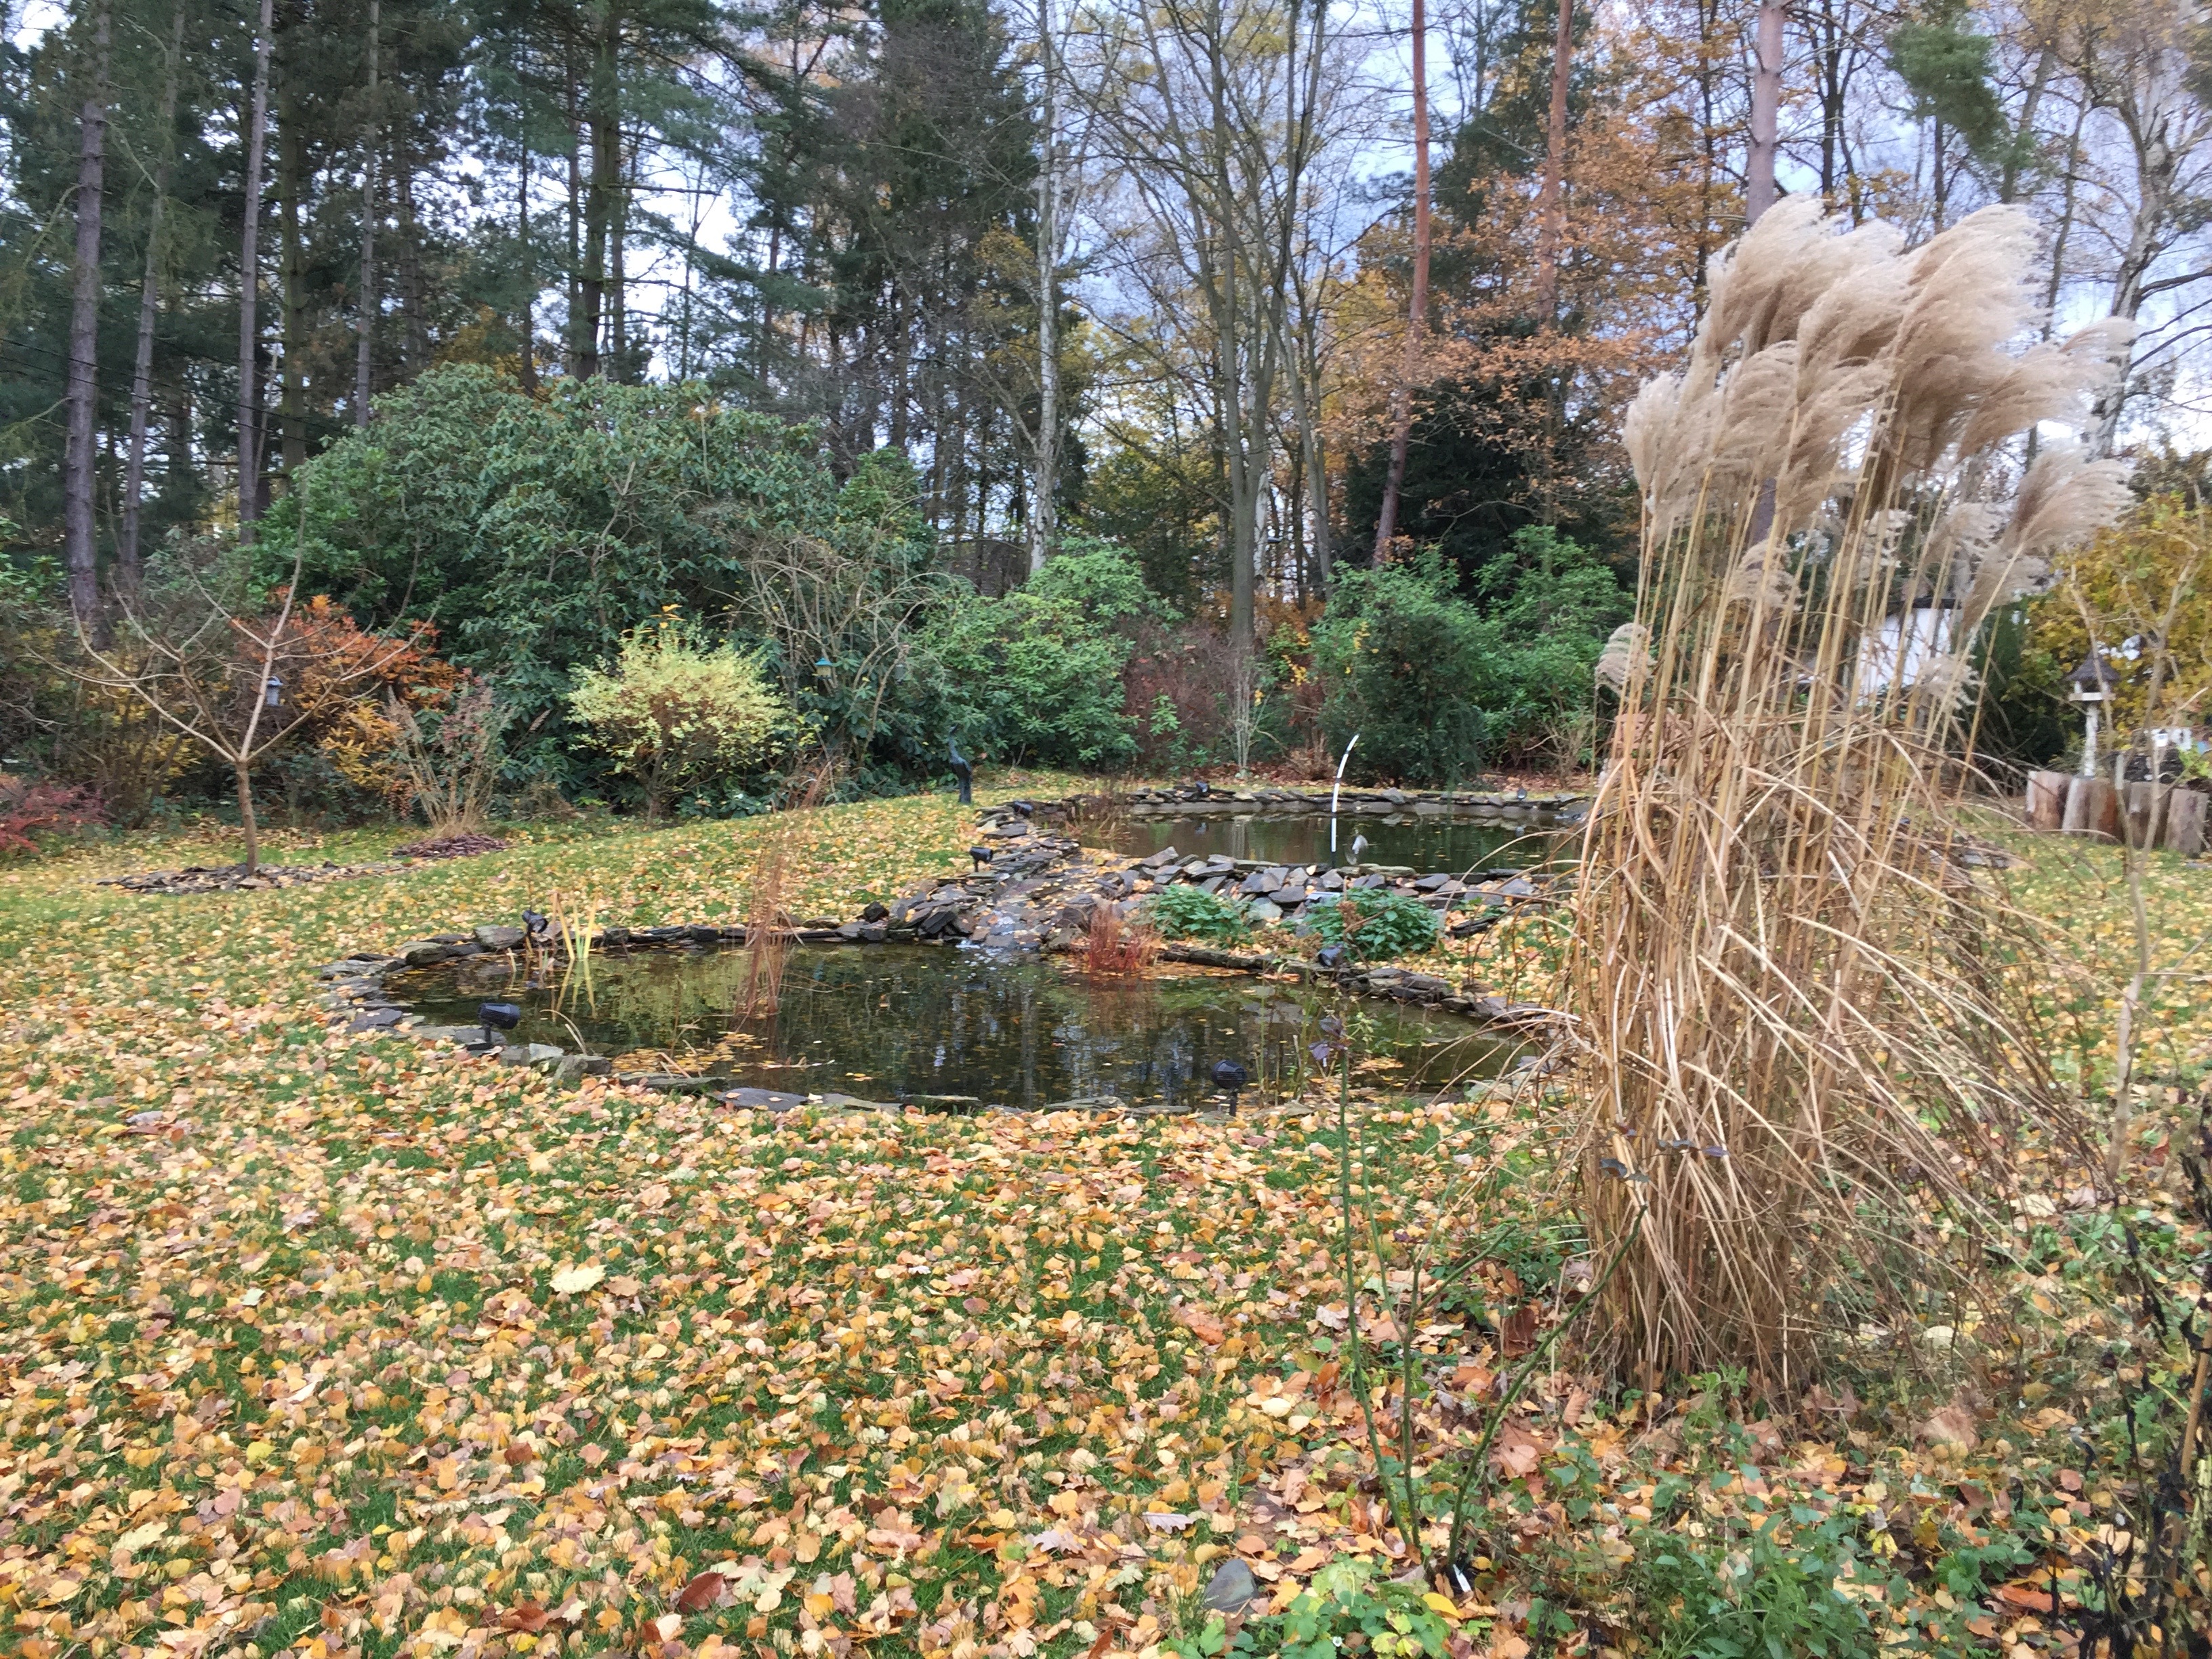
(386, 943, 1522, 1111)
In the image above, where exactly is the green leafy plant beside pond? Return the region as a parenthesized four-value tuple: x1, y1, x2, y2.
(1147, 884, 1256, 945)
(1300, 889, 1441, 960)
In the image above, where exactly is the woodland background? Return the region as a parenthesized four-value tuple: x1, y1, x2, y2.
(1, 0, 2208, 819)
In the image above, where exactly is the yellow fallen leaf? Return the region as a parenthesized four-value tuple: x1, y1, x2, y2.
(550, 1263, 605, 1295)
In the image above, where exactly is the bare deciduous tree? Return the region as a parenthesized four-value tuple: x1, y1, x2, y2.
(62, 530, 417, 876)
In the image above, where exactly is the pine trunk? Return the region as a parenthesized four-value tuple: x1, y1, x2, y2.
(354, 0, 377, 425)
(65, 0, 112, 635)
(1534, 0, 1572, 320)
(1373, 0, 1429, 554)
(1744, 1, 1784, 224)
(1029, 0, 1059, 576)
(121, 4, 183, 592)
(278, 67, 306, 474)
(237, 0, 273, 534)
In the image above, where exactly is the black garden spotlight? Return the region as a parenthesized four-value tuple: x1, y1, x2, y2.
(478, 1000, 523, 1049)
(1210, 1057, 1250, 1113)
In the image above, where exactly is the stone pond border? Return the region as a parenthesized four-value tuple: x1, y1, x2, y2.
(312, 800, 1573, 1113)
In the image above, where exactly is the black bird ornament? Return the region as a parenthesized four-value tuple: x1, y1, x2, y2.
(947, 738, 974, 806)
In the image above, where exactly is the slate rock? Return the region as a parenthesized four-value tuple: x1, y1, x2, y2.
(860, 902, 890, 922)
(718, 1087, 808, 1111)
(497, 1043, 565, 1067)
(346, 1007, 405, 1031)
(1249, 899, 1284, 924)
(393, 939, 455, 966)
(474, 924, 526, 950)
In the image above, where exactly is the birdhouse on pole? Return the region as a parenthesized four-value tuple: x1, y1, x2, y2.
(2068, 652, 2119, 777)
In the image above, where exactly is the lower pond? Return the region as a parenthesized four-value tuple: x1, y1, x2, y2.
(386, 943, 1521, 1111)
(1089, 811, 1574, 873)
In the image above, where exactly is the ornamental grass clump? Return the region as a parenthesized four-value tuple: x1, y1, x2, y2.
(569, 611, 795, 819)
(1574, 201, 2133, 1387)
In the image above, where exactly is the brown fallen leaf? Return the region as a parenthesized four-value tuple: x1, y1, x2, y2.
(503, 1443, 537, 1466)
(1993, 1581, 2064, 1614)
(1499, 1305, 1537, 1357)
(1917, 1403, 1980, 1450)
(1176, 1304, 1227, 1345)
(675, 1572, 725, 1613)
(499, 1603, 550, 1634)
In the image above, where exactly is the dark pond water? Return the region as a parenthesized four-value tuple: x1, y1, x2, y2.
(1090, 811, 1574, 874)
(387, 944, 1521, 1111)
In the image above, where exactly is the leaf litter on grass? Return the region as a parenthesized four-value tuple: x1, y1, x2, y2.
(0, 793, 2205, 1659)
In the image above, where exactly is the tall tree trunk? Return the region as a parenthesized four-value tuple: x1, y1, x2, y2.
(1028, 0, 1059, 576)
(1373, 0, 1429, 554)
(237, 0, 273, 535)
(1533, 0, 1572, 320)
(1286, 313, 1328, 590)
(565, 60, 583, 377)
(1744, 0, 1784, 224)
(65, 0, 112, 636)
(609, 134, 632, 380)
(2000, 43, 2055, 203)
(278, 64, 306, 474)
(517, 141, 537, 393)
(122, 2, 184, 593)
(354, 0, 377, 425)
(579, 8, 618, 381)
(395, 148, 427, 371)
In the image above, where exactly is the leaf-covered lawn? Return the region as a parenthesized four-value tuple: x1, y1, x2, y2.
(1, 796, 2205, 1659)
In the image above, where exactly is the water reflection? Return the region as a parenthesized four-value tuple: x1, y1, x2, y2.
(386, 944, 1520, 1109)
(1092, 812, 1571, 872)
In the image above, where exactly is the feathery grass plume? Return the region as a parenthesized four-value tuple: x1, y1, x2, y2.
(1570, 201, 2128, 1388)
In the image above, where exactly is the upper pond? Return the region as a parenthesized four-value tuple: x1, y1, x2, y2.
(386, 943, 1521, 1111)
(1088, 811, 1574, 874)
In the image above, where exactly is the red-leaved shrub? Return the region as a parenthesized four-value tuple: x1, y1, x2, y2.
(0, 776, 104, 858)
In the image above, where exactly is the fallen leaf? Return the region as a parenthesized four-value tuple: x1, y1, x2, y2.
(676, 1572, 725, 1613)
(1176, 1304, 1227, 1345)
(550, 1263, 605, 1295)
(499, 1604, 550, 1634)
(1917, 1404, 1980, 1450)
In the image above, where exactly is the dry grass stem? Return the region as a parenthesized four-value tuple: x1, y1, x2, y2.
(1084, 901, 1162, 979)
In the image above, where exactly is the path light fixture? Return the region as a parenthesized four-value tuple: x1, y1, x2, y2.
(478, 1000, 522, 1048)
(2068, 652, 2120, 777)
(263, 675, 283, 710)
(1210, 1057, 1249, 1113)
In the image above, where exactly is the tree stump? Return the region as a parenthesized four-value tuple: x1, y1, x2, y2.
(2124, 781, 2163, 848)
(2163, 788, 2206, 857)
(2062, 775, 2118, 840)
(2025, 771, 2069, 831)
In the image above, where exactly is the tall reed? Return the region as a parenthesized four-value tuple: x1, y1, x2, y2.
(737, 761, 835, 1021)
(1572, 201, 2131, 1387)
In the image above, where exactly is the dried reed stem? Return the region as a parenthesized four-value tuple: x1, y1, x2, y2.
(738, 761, 834, 1021)
(1574, 203, 2126, 1387)
(1084, 901, 1162, 979)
